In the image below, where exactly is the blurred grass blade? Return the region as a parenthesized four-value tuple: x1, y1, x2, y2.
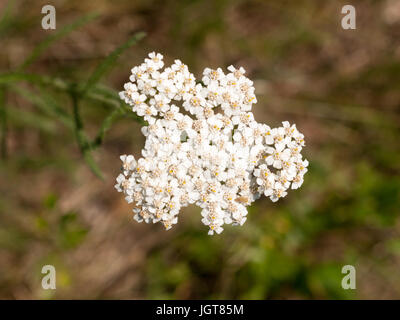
(9, 85, 73, 128)
(82, 31, 146, 95)
(0, 86, 7, 158)
(38, 88, 74, 128)
(0, 72, 118, 108)
(0, 73, 148, 125)
(0, 72, 70, 91)
(0, 0, 14, 24)
(7, 106, 57, 133)
(0, 0, 15, 36)
(19, 12, 99, 70)
(0, 0, 15, 37)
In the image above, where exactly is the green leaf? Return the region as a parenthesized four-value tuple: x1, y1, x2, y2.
(81, 31, 146, 95)
(59, 212, 78, 227)
(82, 149, 103, 179)
(43, 193, 58, 209)
(9, 85, 73, 129)
(0, 72, 70, 90)
(58, 212, 88, 249)
(91, 107, 125, 148)
(7, 105, 57, 133)
(0, 73, 146, 124)
(38, 88, 74, 128)
(19, 12, 99, 70)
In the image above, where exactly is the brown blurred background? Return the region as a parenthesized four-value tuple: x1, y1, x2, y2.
(0, 0, 400, 299)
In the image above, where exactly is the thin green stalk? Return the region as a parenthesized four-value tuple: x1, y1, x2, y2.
(70, 88, 103, 179)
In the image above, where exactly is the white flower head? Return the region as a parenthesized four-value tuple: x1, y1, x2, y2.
(116, 53, 309, 235)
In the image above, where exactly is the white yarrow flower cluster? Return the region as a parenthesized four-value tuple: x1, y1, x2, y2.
(116, 52, 308, 235)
